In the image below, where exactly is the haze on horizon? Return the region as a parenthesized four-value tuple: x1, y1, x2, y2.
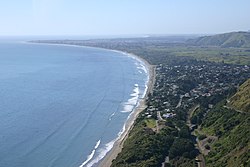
(0, 0, 250, 36)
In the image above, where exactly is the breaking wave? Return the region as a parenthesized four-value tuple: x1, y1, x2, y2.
(79, 140, 101, 167)
(121, 84, 139, 113)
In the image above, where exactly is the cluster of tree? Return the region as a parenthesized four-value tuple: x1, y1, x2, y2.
(37, 35, 250, 167)
(169, 138, 196, 159)
(111, 115, 175, 167)
(191, 89, 236, 126)
(178, 79, 198, 93)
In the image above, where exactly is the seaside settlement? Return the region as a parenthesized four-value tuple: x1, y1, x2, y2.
(111, 57, 250, 167)
(36, 35, 250, 167)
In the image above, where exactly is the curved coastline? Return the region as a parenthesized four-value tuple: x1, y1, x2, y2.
(97, 50, 155, 167)
(29, 41, 155, 167)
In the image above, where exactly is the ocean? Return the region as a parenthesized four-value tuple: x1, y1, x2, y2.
(0, 41, 148, 167)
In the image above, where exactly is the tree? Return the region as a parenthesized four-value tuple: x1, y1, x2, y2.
(169, 138, 195, 159)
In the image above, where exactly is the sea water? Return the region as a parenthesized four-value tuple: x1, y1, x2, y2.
(0, 41, 148, 167)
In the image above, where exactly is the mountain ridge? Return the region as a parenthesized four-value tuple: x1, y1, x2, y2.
(187, 31, 250, 48)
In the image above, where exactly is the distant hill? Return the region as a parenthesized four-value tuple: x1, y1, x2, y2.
(188, 31, 250, 48)
(229, 79, 250, 112)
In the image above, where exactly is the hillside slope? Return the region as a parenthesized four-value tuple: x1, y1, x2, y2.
(188, 31, 250, 48)
(200, 79, 250, 167)
(229, 79, 250, 112)
(201, 108, 250, 167)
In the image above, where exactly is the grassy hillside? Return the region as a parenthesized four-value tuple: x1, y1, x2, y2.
(188, 31, 250, 48)
(36, 36, 250, 167)
(229, 79, 250, 112)
(201, 106, 250, 167)
(199, 80, 250, 166)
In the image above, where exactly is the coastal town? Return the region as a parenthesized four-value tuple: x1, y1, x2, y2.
(145, 62, 249, 123)
(2, 1, 250, 167)
(35, 37, 250, 167)
(141, 60, 250, 166)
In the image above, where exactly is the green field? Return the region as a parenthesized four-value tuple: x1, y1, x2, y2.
(145, 119, 156, 128)
(147, 46, 250, 65)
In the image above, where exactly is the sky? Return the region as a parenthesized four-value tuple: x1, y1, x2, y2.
(0, 0, 250, 36)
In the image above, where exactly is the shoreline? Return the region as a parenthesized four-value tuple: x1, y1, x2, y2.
(29, 41, 155, 167)
(98, 53, 155, 167)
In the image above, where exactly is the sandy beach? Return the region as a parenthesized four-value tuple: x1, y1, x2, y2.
(98, 53, 155, 167)
(29, 41, 155, 167)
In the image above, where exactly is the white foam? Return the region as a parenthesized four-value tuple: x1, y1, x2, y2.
(76, 50, 150, 167)
(79, 140, 101, 167)
(84, 124, 126, 167)
(121, 85, 140, 113)
(109, 112, 116, 121)
(118, 123, 126, 138)
(112, 50, 150, 90)
(116, 50, 148, 77)
(95, 140, 101, 149)
(142, 84, 148, 98)
(137, 64, 147, 74)
(84, 140, 114, 167)
(82, 82, 148, 166)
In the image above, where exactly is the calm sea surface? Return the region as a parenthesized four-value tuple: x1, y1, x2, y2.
(0, 41, 148, 167)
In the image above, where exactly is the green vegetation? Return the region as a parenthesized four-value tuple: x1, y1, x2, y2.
(145, 119, 156, 129)
(169, 138, 196, 159)
(180, 32, 250, 64)
(200, 106, 250, 167)
(111, 114, 175, 167)
(188, 31, 250, 48)
(190, 107, 204, 125)
(146, 46, 250, 65)
(199, 79, 250, 167)
(111, 111, 198, 167)
(35, 32, 250, 65)
(36, 32, 250, 167)
(197, 134, 206, 140)
(229, 78, 250, 112)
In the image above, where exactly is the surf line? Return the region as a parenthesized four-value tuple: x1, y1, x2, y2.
(79, 140, 101, 167)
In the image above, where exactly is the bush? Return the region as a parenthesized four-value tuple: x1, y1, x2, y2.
(169, 138, 195, 159)
(205, 144, 210, 150)
(198, 134, 207, 140)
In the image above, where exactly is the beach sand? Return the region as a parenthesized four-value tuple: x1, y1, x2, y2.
(30, 41, 155, 167)
(98, 54, 155, 167)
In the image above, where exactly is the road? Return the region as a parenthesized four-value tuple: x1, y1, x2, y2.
(223, 105, 244, 113)
(185, 104, 206, 167)
(176, 95, 184, 108)
(157, 111, 163, 121)
(197, 154, 206, 167)
(156, 111, 163, 133)
(186, 104, 200, 128)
